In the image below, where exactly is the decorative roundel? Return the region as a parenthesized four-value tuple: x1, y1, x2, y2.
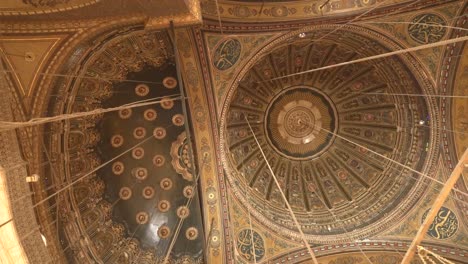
(160, 178, 173, 190)
(143, 109, 157, 121)
(142, 186, 155, 199)
(153, 127, 167, 139)
(213, 38, 241, 71)
(422, 206, 458, 239)
(136, 211, 149, 224)
(236, 229, 265, 262)
(111, 135, 124, 148)
(408, 13, 447, 44)
(163, 77, 177, 89)
(112, 161, 125, 175)
(132, 147, 145, 159)
(133, 127, 147, 139)
(177, 206, 190, 219)
(183, 186, 194, 198)
(172, 114, 185, 126)
(118, 108, 132, 119)
(160, 97, 174, 110)
(158, 225, 171, 239)
(206, 186, 217, 205)
(153, 155, 166, 167)
(158, 200, 171, 212)
(132, 167, 148, 181)
(119, 187, 132, 200)
(185, 227, 198, 240)
(135, 84, 150, 96)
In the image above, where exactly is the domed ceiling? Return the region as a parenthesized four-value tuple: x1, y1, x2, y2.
(220, 26, 438, 244)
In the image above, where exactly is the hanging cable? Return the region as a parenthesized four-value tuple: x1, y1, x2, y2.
(260, 35, 468, 83)
(0, 94, 182, 132)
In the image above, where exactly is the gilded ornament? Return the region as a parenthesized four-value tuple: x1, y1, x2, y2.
(112, 161, 125, 175)
(183, 186, 194, 198)
(158, 225, 171, 239)
(177, 206, 190, 219)
(143, 108, 157, 121)
(133, 127, 147, 139)
(185, 227, 198, 240)
(119, 187, 132, 200)
(142, 186, 155, 199)
(132, 167, 148, 181)
(110, 134, 124, 148)
(160, 178, 173, 190)
(170, 132, 194, 181)
(163, 77, 177, 89)
(136, 212, 149, 224)
(172, 114, 185, 126)
(131, 147, 145, 159)
(135, 84, 150, 96)
(160, 97, 174, 109)
(153, 155, 166, 167)
(153, 127, 167, 139)
(158, 200, 171, 212)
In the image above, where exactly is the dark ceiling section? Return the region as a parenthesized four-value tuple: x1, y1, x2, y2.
(53, 30, 205, 263)
(223, 28, 432, 243)
(97, 65, 205, 261)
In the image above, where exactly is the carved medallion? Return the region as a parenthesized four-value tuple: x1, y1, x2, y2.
(172, 114, 185, 126)
(111, 135, 124, 148)
(160, 97, 174, 109)
(135, 84, 150, 96)
(131, 147, 145, 159)
(177, 206, 190, 219)
(185, 227, 198, 240)
(142, 186, 155, 199)
(133, 127, 147, 139)
(136, 212, 149, 224)
(158, 200, 171, 212)
(158, 225, 171, 239)
(132, 167, 148, 181)
(265, 87, 337, 160)
(160, 178, 173, 190)
(163, 77, 177, 89)
(112, 161, 125, 175)
(236, 229, 265, 262)
(118, 108, 132, 119)
(119, 187, 132, 200)
(153, 155, 166, 167)
(183, 186, 194, 198)
(143, 109, 157, 121)
(213, 38, 242, 71)
(422, 206, 458, 239)
(153, 127, 167, 139)
(408, 13, 447, 44)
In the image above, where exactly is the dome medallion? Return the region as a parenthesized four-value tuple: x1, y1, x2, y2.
(265, 87, 337, 160)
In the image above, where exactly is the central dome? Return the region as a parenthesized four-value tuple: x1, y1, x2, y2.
(265, 87, 337, 160)
(220, 26, 437, 244)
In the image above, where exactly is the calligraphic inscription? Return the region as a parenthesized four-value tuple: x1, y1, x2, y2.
(408, 13, 447, 44)
(213, 38, 242, 71)
(236, 229, 265, 262)
(421, 206, 458, 239)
